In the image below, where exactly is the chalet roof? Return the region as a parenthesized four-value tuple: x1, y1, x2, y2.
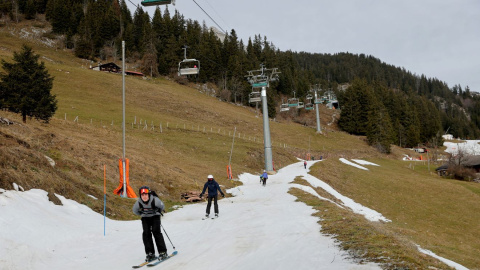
(99, 62, 120, 69)
(436, 155, 480, 171)
(125, 70, 144, 76)
(461, 155, 480, 167)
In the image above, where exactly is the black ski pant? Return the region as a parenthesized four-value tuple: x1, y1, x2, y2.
(262, 178, 267, 186)
(206, 195, 219, 215)
(141, 215, 167, 255)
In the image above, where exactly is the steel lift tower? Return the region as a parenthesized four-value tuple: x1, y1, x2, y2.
(246, 64, 280, 172)
(312, 84, 322, 133)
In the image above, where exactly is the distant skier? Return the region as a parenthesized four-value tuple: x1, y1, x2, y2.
(261, 170, 268, 186)
(132, 186, 168, 262)
(304, 160, 307, 169)
(200, 175, 225, 218)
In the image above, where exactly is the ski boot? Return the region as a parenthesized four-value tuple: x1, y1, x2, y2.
(215, 213, 219, 218)
(205, 214, 209, 218)
(158, 251, 168, 260)
(145, 253, 156, 262)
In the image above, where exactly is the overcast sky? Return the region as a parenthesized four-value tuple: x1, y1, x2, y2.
(130, 0, 480, 92)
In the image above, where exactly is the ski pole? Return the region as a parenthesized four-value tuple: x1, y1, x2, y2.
(224, 195, 233, 203)
(161, 224, 175, 250)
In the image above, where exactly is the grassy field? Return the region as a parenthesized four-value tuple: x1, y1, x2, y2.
(301, 158, 480, 269)
(1, 21, 479, 269)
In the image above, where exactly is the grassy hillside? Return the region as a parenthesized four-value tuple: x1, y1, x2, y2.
(1, 22, 479, 269)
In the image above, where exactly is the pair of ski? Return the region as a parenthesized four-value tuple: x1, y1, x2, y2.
(202, 215, 218, 220)
(132, 251, 178, 268)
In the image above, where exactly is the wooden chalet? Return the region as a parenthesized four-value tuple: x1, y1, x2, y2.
(91, 62, 121, 73)
(436, 155, 480, 176)
(91, 62, 145, 77)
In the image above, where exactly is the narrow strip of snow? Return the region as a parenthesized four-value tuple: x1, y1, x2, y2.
(351, 159, 379, 166)
(298, 161, 389, 223)
(289, 183, 344, 208)
(417, 246, 469, 270)
(340, 158, 369, 170)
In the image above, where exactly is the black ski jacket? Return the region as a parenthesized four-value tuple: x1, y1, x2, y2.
(200, 179, 225, 197)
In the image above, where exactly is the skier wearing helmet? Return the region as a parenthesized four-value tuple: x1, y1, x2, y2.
(200, 175, 225, 218)
(132, 186, 168, 262)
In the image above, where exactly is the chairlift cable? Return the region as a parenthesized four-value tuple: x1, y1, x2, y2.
(126, 0, 228, 73)
(192, 0, 227, 34)
(202, 0, 231, 31)
(127, 0, 154, 21)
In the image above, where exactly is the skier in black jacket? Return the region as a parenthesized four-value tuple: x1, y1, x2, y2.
(200, 175, 225, 218)
(132, 186, 168, 262)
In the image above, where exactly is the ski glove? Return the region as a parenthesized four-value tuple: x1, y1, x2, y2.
(221, 194, 225, 197)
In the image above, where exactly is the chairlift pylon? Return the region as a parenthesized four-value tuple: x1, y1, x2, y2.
(178, 46, 200, 76)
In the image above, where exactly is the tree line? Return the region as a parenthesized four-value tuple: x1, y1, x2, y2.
(1, 0, 479, 151)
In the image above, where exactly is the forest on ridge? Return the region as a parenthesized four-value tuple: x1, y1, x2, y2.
(1, 0, 480, 153)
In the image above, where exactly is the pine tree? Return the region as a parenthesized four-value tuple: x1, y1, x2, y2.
(338, 79, 371, 135)
(0, 45, 57, 123)
(366, 98, 393, 153)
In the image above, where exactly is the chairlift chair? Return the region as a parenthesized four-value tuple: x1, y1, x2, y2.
(280, 103, 290, 112)
(178, 59, 200, 76)
(178, 46, 200, 76)
(287, 98, 299, 107)
(141, 0, 172, 6)
(305, 103, 314, 110)
(296, 102, 304, 109)
(249, 91, 261, 103)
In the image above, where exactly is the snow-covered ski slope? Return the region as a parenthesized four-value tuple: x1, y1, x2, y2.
(0, 160, 468, 270)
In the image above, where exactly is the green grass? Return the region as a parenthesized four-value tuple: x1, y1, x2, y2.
(289, 186, 455, 269)
(307, 158, 480, 268)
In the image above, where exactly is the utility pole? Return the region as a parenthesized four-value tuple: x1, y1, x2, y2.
(246, 64, 280, 172)
(122, 41, 127, 198)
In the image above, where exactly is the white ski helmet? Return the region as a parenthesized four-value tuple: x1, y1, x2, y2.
(207, 174, 214, 179)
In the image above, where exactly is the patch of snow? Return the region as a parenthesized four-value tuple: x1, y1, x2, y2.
(289, 183, 344, 208)
(296, 164, 390, 223)
(351, 159, 379, 166)
(417, 246, 469, 270)
(339, 158, 369, 170)
(44, 155, 55, 167)
(444, 140, 480, 156)
(12, 183, 24, 191)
